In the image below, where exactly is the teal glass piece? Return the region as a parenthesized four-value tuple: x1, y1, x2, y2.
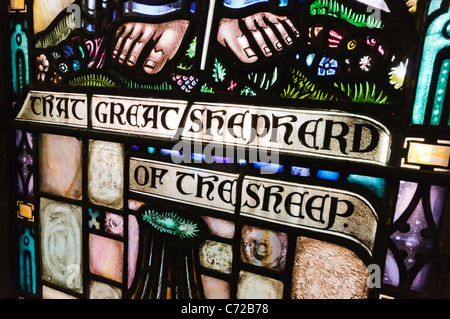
(88, 208, 100, 229)
(18, 225, 36, 294)
(347, 174, 386, 198)
(428, 0, 444, 16)
(11, 22, 29, 94)
(430, 60, 450, 125)
(412, 5, 450, 125)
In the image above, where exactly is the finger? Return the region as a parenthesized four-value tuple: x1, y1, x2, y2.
(126, 26, 155, 66)
(113, 23, 135, 60)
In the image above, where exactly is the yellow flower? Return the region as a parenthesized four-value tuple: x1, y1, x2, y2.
(405, 0, 417, 13)
(389, 59, 408, 90)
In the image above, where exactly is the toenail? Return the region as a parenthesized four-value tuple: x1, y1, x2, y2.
(144, 59, 157, 69)
(262, 46, 272, 55)
(128, 55, 136, 65)
(244, 47, 257, 58)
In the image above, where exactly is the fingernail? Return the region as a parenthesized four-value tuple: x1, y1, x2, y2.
(275, 41, 283, 50)
(285, 36, 293, 44)
(112, 50, 118, 58)
(119, 53, 126, 62)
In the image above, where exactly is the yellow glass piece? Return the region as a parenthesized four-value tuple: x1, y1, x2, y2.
(407, 142, 450, 167)
(18, 202, 33, 220)
(33, 0, 74, 33)
(10, 0, 25, 10)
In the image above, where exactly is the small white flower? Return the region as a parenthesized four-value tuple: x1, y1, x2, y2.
(359, 55, 372, 72)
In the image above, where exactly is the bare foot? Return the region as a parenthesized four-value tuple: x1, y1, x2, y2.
(217, 12, 299, 63)
(112, 20, 189, 74)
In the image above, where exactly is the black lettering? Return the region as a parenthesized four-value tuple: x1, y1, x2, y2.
(243, 183, 261, 209)
(42, 94, 54, 117)
(134, 165, 149, 186)
(110, 102, 126, 125)
(205, 109, 226, 136)
(160, 107, 179, 130)
(326, 197, 354, 229)
(141, 104, 158, 128)
(298, 119, 322, 150)
(322, 120, 349, 154)
(305, 194, 329, 224)
(176, 172, 195, 195)
(228, 111, 248, 139)
(249, 113, 271, 144)
(262, 185, 284, 214)
(218, 179, 236, 206)
(189, 108, 205, 133)
(285, 191, 308, 218)
(271, 114, 296, 145)
(55, 97, 69, 119)
(126, 104, 139, 127)
(30, 96, 41, 115)
(149, 167, 168, 188)
(196, 175, 219, 200)
(95, 102, 108, 123)
(71, 99, 85, 120)
(352, 123, 380, 153)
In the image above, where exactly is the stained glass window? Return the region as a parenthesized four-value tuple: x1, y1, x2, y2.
(2, 0, 450, 301)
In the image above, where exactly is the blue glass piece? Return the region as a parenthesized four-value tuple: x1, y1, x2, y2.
(253, 161, 283, 173)
(291, 166, 311, 177)
(124, 0, 183, 15)
(223, 0, 269, 9)
(306, 53, 315, 66)
(160, 148, 184, 158)
(317, 170, 339, 180)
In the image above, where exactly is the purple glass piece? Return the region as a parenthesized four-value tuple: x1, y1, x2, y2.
(393, 181, 418, 223)
(383, 248, 400, 287)
(429, 185, 447, 226)
(16, 130, 34, 196)
(411, 262, 432, 292)
(26, 132, 33, 149)
(390, 199, 434, 272)
(15, 130, 22, 148)
(17, 171, 24, 195)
